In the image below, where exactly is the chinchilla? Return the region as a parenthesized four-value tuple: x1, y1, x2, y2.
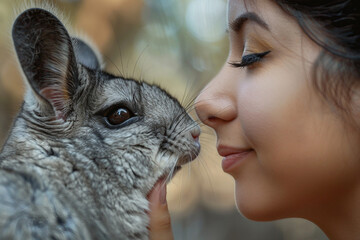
(0, 6, 200, 240)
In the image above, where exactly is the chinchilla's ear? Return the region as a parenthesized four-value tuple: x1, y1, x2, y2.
(12, 8, 78, 120)
(72, 37, 101, 70)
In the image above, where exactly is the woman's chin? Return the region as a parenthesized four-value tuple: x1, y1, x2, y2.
(235, 199, 284, 222)
(234, 182, 285, 222)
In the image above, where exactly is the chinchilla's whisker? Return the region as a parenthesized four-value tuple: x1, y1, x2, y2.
(183, 95, 200, 112)
(132, 44, 148, 79)
(170, 121, 202, 140)
(163, 156, 178, 187)
(198, 156, 215, 194)
(104, 55, 123, 76)
(180, 77, 191, 107)
(168, 112, 188, 135)
(181, 77, 206, 109)
(112, 27, 125, 75)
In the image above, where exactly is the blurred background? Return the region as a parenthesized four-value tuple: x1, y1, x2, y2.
(0, 0, 328, 239)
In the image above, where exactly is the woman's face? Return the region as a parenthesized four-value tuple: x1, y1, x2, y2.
(195, 0, 360, 221)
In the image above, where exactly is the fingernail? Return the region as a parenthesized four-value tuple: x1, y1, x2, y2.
(160, 184, 167, 204)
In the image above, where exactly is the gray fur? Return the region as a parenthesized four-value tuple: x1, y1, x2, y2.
(0, 7, 200, 240)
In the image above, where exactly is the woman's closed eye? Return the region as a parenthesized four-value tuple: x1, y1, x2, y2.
(228, 50, 271, 68)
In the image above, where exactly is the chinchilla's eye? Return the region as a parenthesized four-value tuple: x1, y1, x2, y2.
(106, 107, 133, 126)
(97, 104, 140, 129)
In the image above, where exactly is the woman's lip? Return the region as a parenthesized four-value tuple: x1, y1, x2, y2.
(221, 150, 253, 172)
(217, 145, 252, 157)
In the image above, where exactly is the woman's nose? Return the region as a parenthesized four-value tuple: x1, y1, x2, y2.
(195, 83, 237, 129)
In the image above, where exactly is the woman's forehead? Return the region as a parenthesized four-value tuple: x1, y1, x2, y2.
(227, 0, 270, 34)
(227, 0, 246, 24)
(226, 0, 301, 38)
(227, 0, 271, 28)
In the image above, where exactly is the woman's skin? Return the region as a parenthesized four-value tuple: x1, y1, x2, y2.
(148, 0, 360, 239)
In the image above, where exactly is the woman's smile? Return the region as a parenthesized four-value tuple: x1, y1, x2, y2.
(217, 145, 253, 172)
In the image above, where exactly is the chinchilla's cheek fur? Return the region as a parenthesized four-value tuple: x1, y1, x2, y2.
(0, 4, 201, 240)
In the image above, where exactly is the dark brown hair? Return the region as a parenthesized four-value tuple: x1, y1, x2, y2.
(275, 0, 360, 116)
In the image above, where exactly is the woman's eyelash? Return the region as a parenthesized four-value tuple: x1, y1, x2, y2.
(228, 50, 271, 68)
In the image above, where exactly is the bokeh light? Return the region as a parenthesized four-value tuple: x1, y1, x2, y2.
(186, 0, 227, 42)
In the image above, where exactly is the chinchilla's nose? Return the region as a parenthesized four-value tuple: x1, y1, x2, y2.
(190, 125, 201, 141)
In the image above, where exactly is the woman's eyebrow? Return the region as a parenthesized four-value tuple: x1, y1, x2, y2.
(228, 12, 269, 33)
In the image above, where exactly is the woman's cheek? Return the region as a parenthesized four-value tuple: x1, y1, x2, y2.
(237, 71, 359, 193)
(237, 72, 298, 146)
(236, 70, 313, 175)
